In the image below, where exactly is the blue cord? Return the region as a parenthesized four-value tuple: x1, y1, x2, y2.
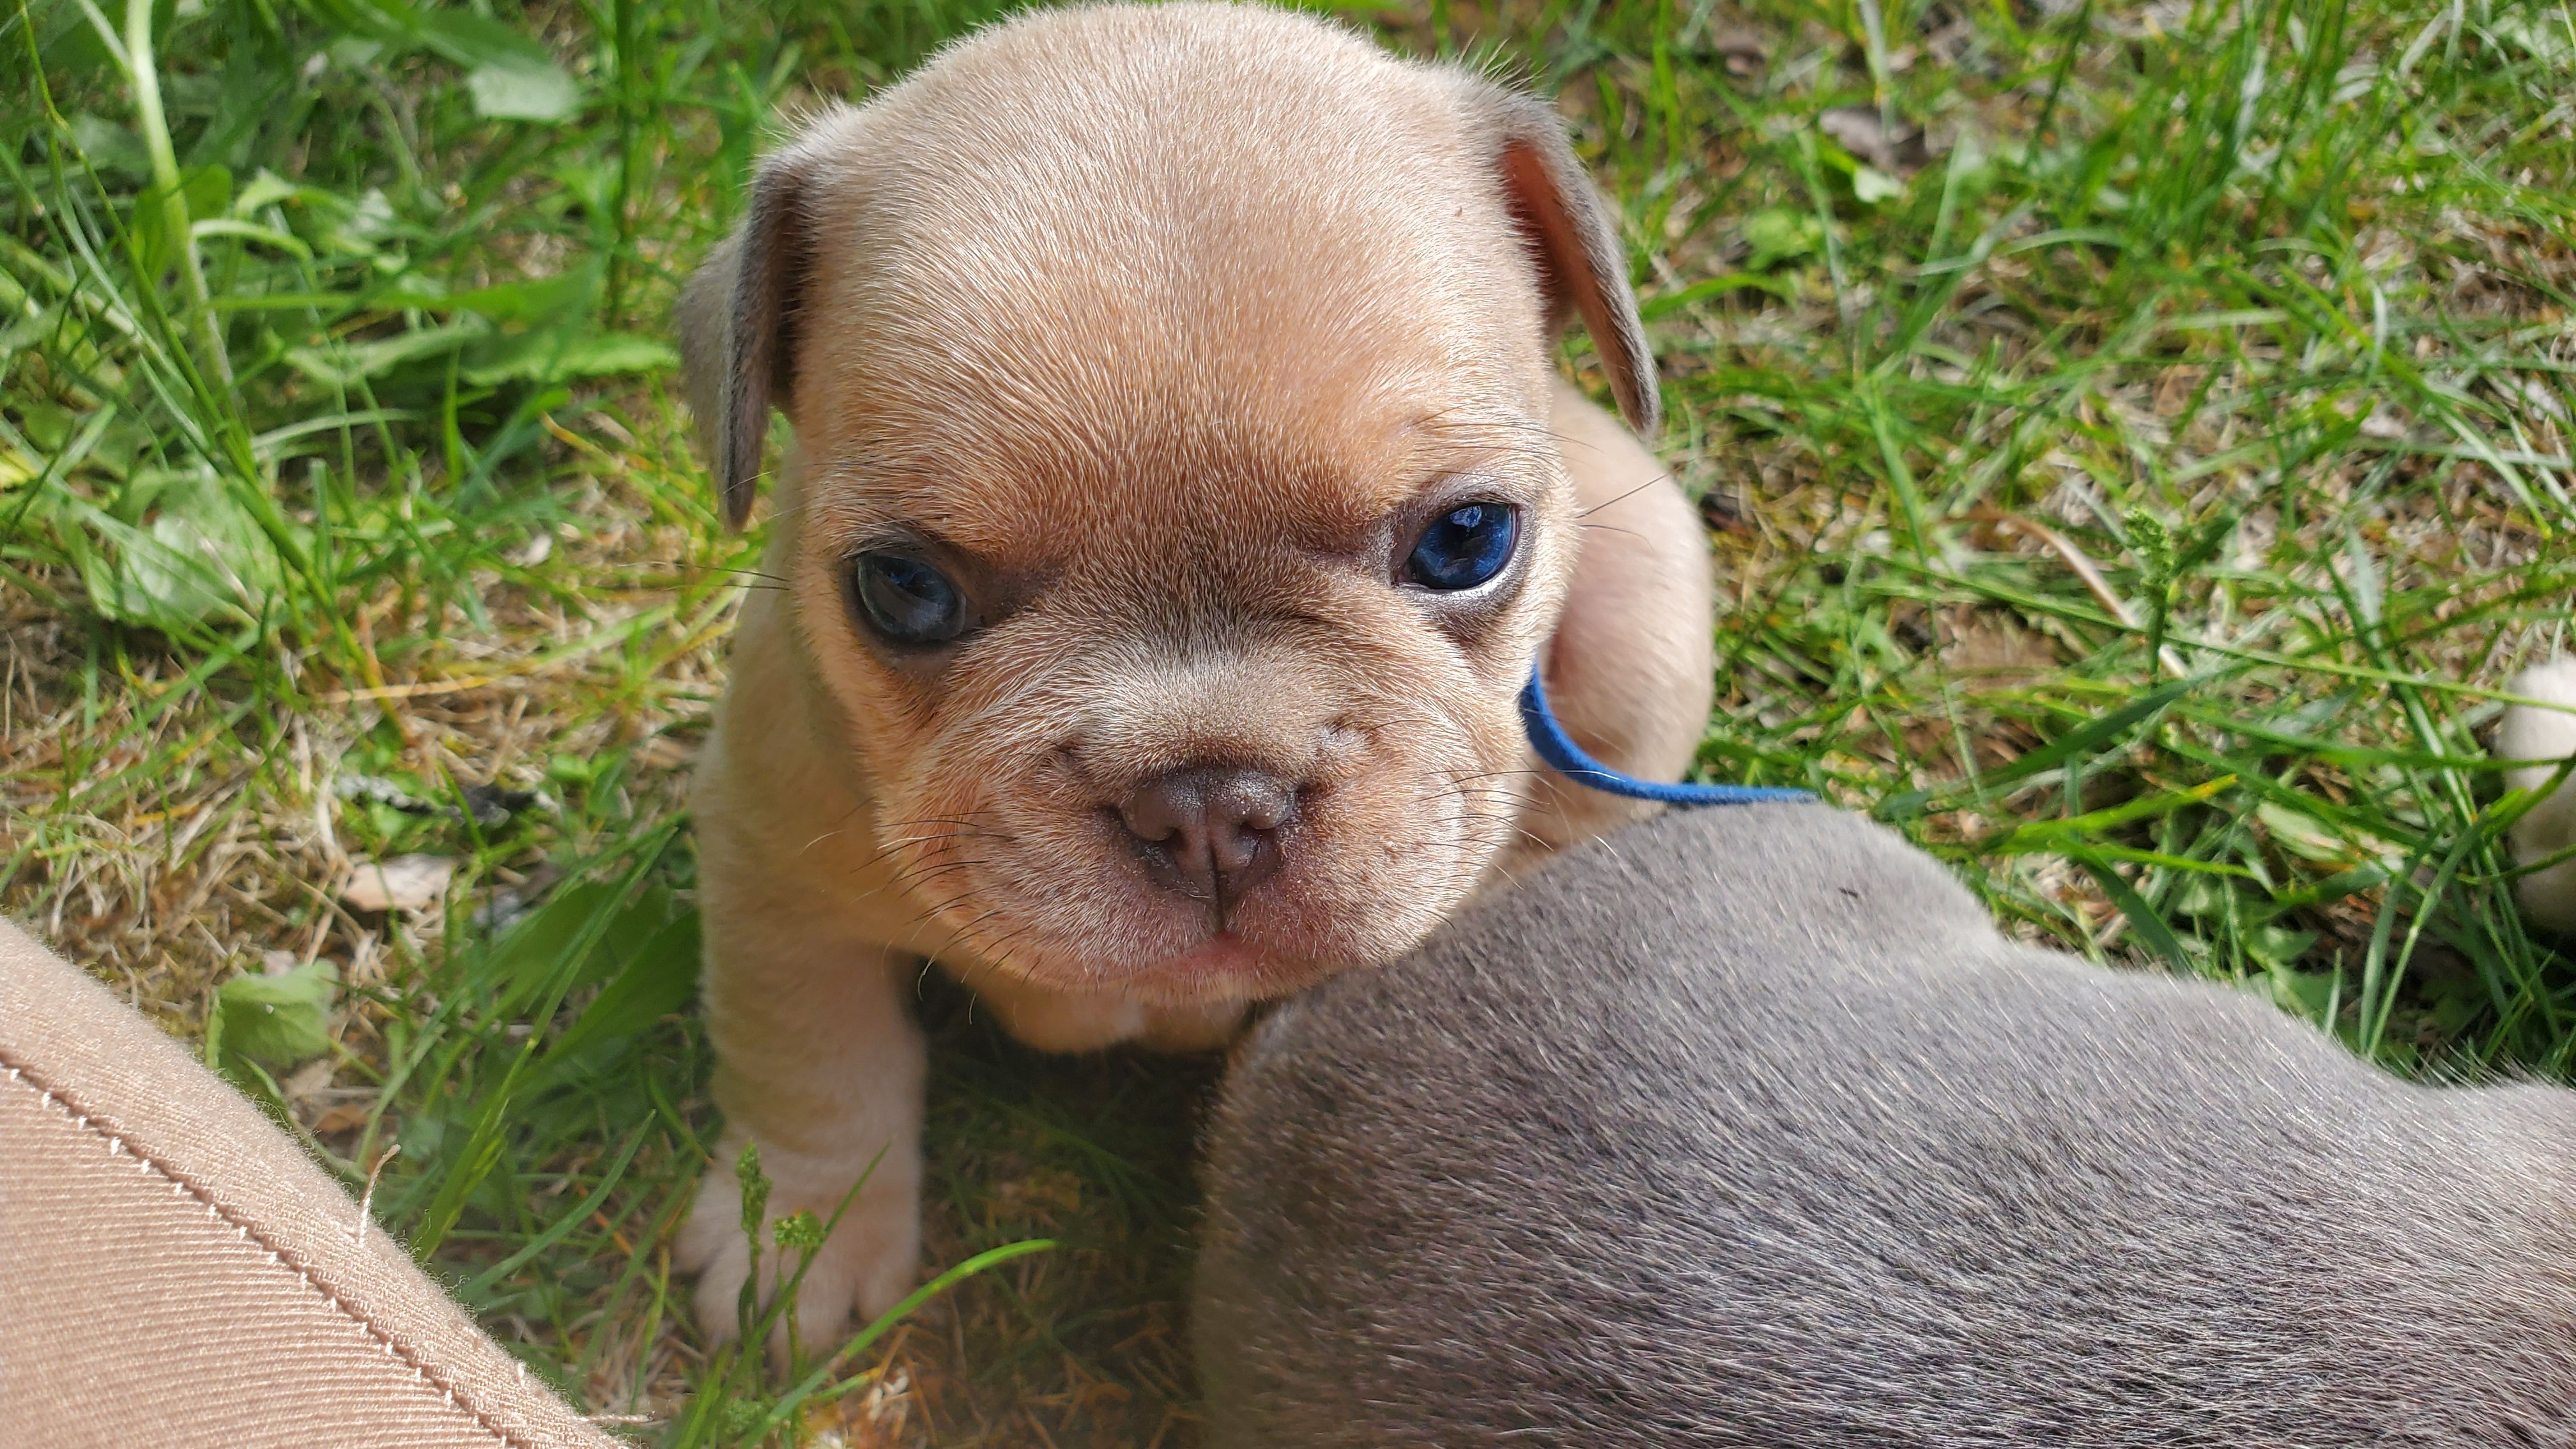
(1521, 668, 1813, 808)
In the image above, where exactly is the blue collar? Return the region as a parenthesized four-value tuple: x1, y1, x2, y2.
(1520, 668, 1813, 807)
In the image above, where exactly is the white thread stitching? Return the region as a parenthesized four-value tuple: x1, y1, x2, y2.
(1, 1046, 537, 1448)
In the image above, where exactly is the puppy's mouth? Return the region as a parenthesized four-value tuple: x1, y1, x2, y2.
(994, 861, 1363, 1002)
(894, 776, 1489, 1001)
(1123, 931, 1283, 993)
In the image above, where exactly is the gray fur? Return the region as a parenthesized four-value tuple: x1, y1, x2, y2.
(1195, 803, 2576, 1446)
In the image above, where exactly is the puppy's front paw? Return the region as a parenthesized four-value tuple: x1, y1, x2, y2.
(676, 1134, 921, 1362)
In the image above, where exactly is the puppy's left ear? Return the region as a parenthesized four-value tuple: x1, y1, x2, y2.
(1457, 82, 1659, 438)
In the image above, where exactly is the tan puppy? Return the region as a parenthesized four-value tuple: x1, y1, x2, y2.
(671, 0, 1715, 1349)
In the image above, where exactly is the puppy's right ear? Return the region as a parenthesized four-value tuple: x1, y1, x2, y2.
(677, 142, 827, 530)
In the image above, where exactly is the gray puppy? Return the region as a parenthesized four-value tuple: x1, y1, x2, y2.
(1195, 802, 2576, 1446)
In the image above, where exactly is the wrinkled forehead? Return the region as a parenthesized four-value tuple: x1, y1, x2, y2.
(808, 397, 1551, 574)
(785, 102, 1558, 558)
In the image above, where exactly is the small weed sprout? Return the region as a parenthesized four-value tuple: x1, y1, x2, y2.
(730, 1140, 772, 1353)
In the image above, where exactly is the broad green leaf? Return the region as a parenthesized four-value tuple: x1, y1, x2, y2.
(384, 261, 600, 323)
(466, 58, 580, 122)
(310, 188, 402, 258)
(52, 474, 282, 631)
(2247, 925, 2320, 966)
(463, 328, 677, 385)
(2267, 967, 2339, 1026)
(212, 962, 337, 1072)
(67, 112, 151, 178)
(1742, 208, 1825, 269)
(408, 7, 551, 68)
(285, 318, 486, 387)
(1852, 165, 1905, 204)
(402, 10, 582, 120)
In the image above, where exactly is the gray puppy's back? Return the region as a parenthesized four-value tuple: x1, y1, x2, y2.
(1194, 804, 2576, 1446)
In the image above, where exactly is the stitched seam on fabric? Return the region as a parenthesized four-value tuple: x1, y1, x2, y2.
(0, 1046, 535, 1449)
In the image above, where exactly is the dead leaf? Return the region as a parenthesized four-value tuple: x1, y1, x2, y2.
(310, 1103, 372, 1134)
(342, 854, 459, 914)
(1942, 614, 2060, 686)
(635, 734, 697, 770)
(2153, 365, 2206, 417)
(1706, 28, 1769, 77)
(1699, 489, 1754, 536)
(282, 1056, 336, 1105)
(1819, 105, 1928, 175)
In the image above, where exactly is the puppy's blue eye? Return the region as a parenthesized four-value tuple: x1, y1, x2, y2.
(851, 552, 968, 646)
(1404, 503, 1520, 591)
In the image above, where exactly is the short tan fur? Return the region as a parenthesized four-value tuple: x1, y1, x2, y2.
(672, 1, 1715, 1349)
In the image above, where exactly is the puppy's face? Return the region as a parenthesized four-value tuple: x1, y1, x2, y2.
(683, 4, 1657, 1002)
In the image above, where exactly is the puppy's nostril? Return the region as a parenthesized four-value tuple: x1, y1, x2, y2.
(1116, 766, 1296, 911)
(1115, 785, 1192, 847)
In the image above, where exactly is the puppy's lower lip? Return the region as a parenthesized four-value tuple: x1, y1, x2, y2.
(1119, 930, 1274, 988)
(1170, 931, 1260, 974)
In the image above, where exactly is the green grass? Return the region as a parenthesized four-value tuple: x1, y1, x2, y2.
(3, 0, 2573, 1440)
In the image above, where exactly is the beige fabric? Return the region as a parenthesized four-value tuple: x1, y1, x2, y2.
(0, 917, 619, 1448)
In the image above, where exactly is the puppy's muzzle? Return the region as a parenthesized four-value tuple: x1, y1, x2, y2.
(1116, 765, 1295, 915)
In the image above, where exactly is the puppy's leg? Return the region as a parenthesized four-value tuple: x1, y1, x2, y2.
(1512, 376, 1717, 859)
(675, 925, 924, 1360)
(676, 602, 925, 1357)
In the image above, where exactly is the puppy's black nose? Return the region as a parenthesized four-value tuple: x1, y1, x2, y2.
(1117, 767, 1294, 911)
